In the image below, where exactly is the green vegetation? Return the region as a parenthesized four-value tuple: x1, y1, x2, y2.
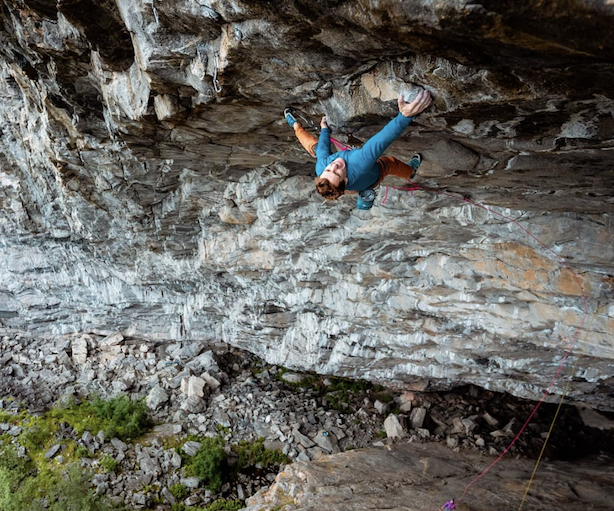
(100, 454, 120, 473)
(87, 395, 153, 441)
(0, 447, 118, 511)
(0, 411, 21, 424)
(216, 424, 231, 435)
(325, 378, 374, 412)
(180, 435, 288, 497)
(0, 394, 152, 510)
(202, 498, 244, 511)
(169, 482, 189, 500)
(9, 395, 153, 463)
(375, 392, 394, 403)
(49, 394, 152, 442)
(184, 437, 227, 492)
(75, 445, 91, 458)
(273, 365, 382, 414)
(233, 438, 289, 469)
(171, 499, 243, 511)
(19, 421, 53, 454)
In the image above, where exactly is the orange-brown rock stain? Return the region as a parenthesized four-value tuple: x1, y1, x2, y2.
(555, 270, 591, 297)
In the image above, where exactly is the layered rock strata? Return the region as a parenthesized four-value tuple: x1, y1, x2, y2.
(244, 442, 614, 511)
(2, 329, 612, 509)
(0, 1, 613, 406)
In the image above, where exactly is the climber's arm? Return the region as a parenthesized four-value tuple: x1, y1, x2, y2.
(359, 90, 432, 164)
(315, 117, 332, 175)
(358, 113, 414, 164)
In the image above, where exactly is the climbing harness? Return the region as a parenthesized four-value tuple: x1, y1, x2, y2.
(212, 51, 223, 94)
(383, 179, 590, 510)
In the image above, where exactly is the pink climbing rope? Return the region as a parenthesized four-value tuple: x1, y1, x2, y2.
(381, 180, 589, 508)
(330, 137, 352, 151)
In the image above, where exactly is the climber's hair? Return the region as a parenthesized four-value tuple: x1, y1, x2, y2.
(315, 177, 345, 200)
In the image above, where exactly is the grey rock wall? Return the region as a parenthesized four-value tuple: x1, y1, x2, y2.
(1, 1, 613, 407)
(243, 442, 614, 511)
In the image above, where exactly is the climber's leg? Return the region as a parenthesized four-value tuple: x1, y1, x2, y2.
(293, 124, 318, 157)
(375, 155, 420, 184)
(285, 108, 317, 157)
(408, 153, 422, 173)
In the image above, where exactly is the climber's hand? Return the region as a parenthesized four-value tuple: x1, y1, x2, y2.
(398, 90, 432, 117)
(320, 116, 329, 129)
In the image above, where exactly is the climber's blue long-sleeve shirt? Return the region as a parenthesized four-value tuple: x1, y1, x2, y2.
(315, 113, 414, 191)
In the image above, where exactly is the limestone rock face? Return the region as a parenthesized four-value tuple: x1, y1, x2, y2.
(0, 1, 613, 407)
(243, 443, 614, 511)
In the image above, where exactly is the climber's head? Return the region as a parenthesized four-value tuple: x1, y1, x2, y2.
(316, 158, 348, 200)
(315, 176, 345, 200)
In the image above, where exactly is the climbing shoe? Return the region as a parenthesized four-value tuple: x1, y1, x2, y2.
(408, 152, 422, 178)
(284, 108, 297, 128)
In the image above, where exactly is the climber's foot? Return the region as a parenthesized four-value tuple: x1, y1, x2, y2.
(408, 152, 422, 178)
(284, 108, 297, 128)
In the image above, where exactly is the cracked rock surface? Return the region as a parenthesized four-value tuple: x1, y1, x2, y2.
(243, 442, 614, 511)
(0, 0, 613, 408)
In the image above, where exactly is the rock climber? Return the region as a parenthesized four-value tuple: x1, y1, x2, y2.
(284, 89, 432, 209)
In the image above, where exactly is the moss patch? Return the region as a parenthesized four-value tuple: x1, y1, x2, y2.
(233, 438, 289, 470)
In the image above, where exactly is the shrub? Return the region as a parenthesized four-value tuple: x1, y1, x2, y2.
(0, 449, 117, 511)
(203, 498, 244, 511)
(100, 455, 120, 473)
(0, 447, 31, 511)
(75, 445, 91, 458)
(233, 438, 289, 470)
(169, 483, 188, 501)
(19, 424, 53, 455)
(91, 395, 153, 441)
(184, 437, 227, 492)
(41, 464, 117, 511)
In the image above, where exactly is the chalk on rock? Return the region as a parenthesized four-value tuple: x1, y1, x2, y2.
(400, 86, 425, 104)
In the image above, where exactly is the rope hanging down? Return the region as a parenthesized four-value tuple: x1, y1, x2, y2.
(381, 180, 589, 509)
(516, 304, 602, 511)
